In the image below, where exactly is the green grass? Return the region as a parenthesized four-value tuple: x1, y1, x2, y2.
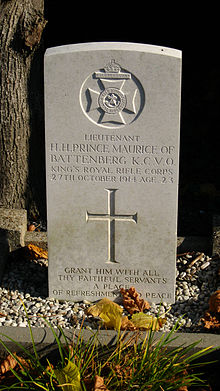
(0, 311, 218, 390)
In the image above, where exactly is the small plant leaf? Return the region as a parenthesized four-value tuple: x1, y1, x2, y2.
(54, 360, 82, 391)
(87, 298, 123, 330)
(131, 312, 166, 330)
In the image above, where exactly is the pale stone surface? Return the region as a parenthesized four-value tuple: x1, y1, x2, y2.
(24, 231, 48, 250)
(45, 42, 182, 303)
(0, 208, 27, 251)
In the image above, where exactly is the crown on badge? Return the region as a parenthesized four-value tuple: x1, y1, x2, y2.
(104, 59, 121, 73)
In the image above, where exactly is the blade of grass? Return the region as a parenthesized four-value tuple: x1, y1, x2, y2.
(32, 382, 51, 390)
(20, 299, 40, 364)
(79, 339, 97, 376)
(184, 345, 218, 363)
(9, 366, 29, 388)
(0, 338, 36, 382)
(41, 317, 65, 366)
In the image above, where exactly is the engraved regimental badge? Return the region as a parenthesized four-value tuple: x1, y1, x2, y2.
(80, 60, 145, 128)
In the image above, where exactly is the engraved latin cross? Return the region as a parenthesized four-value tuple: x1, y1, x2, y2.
(86, 189, 137, 263)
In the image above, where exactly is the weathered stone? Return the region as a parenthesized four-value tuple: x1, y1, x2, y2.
(45, 42, 182, 303)
(0, 208, 27, 251)
(24, 231, 48, 250)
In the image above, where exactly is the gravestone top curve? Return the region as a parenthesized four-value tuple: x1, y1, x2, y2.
(45, 42, 181, 58)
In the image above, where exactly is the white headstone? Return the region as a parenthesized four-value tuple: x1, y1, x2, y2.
(45, 42, 182, 303)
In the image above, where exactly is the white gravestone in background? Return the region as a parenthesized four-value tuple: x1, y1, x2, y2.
(44, 42, 182, 303)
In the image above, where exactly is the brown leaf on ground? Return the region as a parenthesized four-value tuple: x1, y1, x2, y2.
(27, 224, 36, 231)
(25, 244, 48, 260)
(0, 353, 18, 375)
(120, 315, 137, 330)
(114, 363, 133, 381)
(93, 375, 110, 391)
(209, 290, 220, 313)
(0, 352, 29, 376)
(120, 287, 150, 315)
(177, 386, 188, 391)
(201, 311, 220, 332)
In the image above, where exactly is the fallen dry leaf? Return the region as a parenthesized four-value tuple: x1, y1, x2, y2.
(27, 224, 36, 231)
(120, 287, 150, 315)
(25, 244, 48, 260)
(87, 299, 137, 330)
(114, 363, 133, 381)
(93, 375, 110, 391)
(87, 298, 123, 330)
(177, 386, 188, 391)
(120, 315, 137, 331)
(0, 352, 30, 376)
(0, 353, 18, 375)
(86, 297, 165, 331)
(201, 311, 220, 332)
(209, 290, 220, 313)
(131, 312, 166, 331)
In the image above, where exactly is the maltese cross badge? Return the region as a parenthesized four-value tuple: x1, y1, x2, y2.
(80, 60, 145, 128)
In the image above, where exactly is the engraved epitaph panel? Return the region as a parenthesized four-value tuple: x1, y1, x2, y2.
(45, 42, 182, 303)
